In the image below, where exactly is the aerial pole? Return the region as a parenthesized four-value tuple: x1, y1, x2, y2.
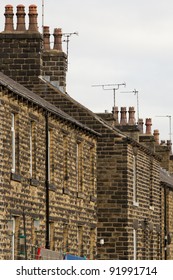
(155, 115, 172, 143)
(42, 0, 44, 35)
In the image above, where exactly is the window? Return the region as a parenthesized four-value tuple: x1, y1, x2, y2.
(149, 158, 154, 209)
(63, 224, 68, 253)
(30, 121, 37, 178)
(8, 216, 19, 260)
(77, 225, 83, 256)
(90, 146, 96, 195)
(133, 229, 137, 260)
(48, 130, 54, 183)
(49, 222, 55, 251)
(89, 228, 95, 260)
(76, 142, 83, 192)
(133, 155, 138, 206)
(11, 217, 15, 260)
(63, 136, 68, 186)
(11, 113, 19, 174)
(11, 113, 15, 173)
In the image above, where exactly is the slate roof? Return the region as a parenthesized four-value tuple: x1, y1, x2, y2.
(0, 72, 99, 136)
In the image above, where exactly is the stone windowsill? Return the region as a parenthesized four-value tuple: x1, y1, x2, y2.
(90, 195, 97, 202)
(11, 172, 22, 182)
(133, 201, 139, 207)
(77, 192, 85, 199)
(48, 183, 56, 192)
(30, 178, 39, 187)
(63, 187, 70, 195)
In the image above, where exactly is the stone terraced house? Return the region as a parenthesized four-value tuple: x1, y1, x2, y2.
(0, 3, 172, 260)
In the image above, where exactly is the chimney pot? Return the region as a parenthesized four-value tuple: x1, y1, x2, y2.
(153, 129, 160, 144)
(145, 118, 152, 134)
(16, 5, 26, 31)
(4, 5, 14, 32)
(43, 26, 50, 50)
(138, 118, 144, 133)
(54, 28, 63, 51)
(28, 4, 38, 32)
(128, 106, 136, 125)
(120, 107, 127, 125)
(112, 106, 119, 125)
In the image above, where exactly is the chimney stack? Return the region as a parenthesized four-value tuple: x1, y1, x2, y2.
(120, 107, 127, 125)
(16, 5, 26, 31)
(145, 118, 152, 134)
(43, 26, 50, 50)
(4, 5, 14, 32)
(28, 5, 38, 32)
(128, 107, 135, 125)
(53, 28, 63, 51)
(153, 129, 160, 144)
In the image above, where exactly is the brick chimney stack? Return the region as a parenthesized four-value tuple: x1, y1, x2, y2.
(4, 5, 14, 32)
(0, 5, 67, 92)
(0, 5, 42, 90)
(53, 28, 63, 51)
(128, 107, 135, 125)
(145, 118, 152, 134)
(153, 129, 160, 144)
(28, 4, 38, 32)
(16, 5, 26, 31)
(120, 107, 127, 125)
(43, 26, 51, 50)
(42, 26, 67, 91)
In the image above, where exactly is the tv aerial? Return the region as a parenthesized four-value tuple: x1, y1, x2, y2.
(92, 83, 126, 108)
(120, 89, 139, 122)
(63, 32, 79, 70)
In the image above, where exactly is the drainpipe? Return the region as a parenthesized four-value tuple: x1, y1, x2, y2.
(164, 185, 167, 260)
(45, 111, 50, 249)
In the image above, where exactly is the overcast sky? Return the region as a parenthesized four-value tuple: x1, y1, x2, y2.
(1, 0, 173, 142)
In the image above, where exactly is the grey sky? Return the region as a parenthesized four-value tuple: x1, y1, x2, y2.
(1, 0, 173, 141)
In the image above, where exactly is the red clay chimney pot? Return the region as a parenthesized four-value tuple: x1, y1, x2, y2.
(112, 106, 119, 125)
(43, 26, 51, 50)
(28, 4, 38, 32)
(153, 129, 160, 144)
(128, 106, 136, 125)
(120, 107, 127, 125)
(16, 5, 26, 31)
(53, 28, 63, 51)
(145, 118, 152, 134)
(4, 5, 14, 32)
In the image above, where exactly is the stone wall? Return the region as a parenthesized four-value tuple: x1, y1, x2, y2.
(0, 86, 97, 260)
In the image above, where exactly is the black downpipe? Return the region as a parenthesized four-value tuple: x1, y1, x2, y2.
(45, 112, 50, 249)
(164, 186, 167, 260)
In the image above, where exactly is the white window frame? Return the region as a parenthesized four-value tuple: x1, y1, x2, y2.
(11, 113, 15, 173)
(133, 228, 137, 260)
(11, 217, 15, 260)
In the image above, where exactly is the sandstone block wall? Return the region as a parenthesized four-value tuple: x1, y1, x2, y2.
(0, 87, 97, 260)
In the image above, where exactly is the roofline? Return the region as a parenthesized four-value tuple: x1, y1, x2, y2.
(0, 72, 100, 137)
